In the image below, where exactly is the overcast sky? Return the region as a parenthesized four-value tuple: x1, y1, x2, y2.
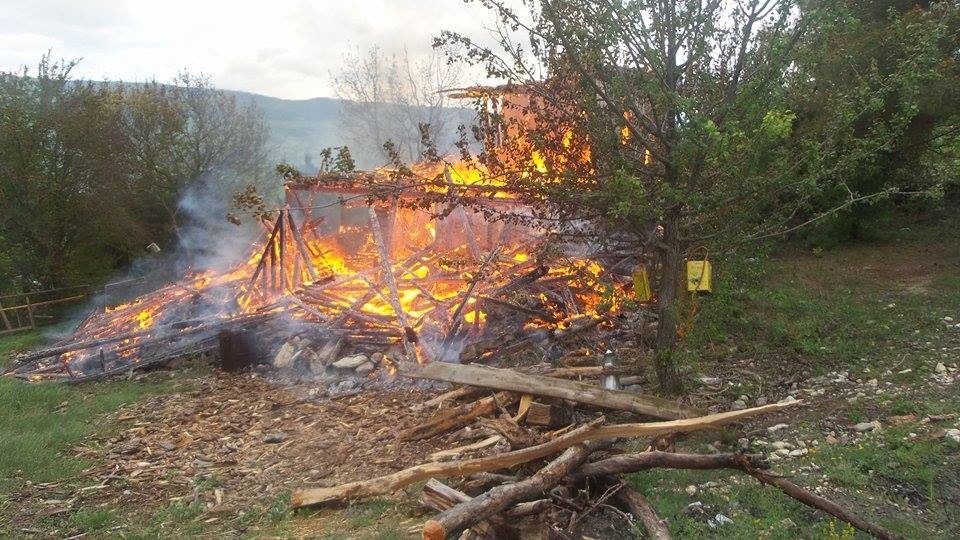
(0, 0, 505, 99)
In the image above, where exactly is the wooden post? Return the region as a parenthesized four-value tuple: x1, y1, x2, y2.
(0, 298, 12, 331)
(278, 209, 287, 292)
(287, 209, 320, 282)
(25, 294, 35, 329)
(367, 207, 413, 356)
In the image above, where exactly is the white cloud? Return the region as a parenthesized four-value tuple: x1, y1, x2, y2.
(0, 0, 511, 98)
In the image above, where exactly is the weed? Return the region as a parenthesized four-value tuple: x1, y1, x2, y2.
(70, 507, 115, 533)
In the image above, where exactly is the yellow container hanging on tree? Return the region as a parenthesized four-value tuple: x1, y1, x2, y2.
(686, 252, 713, 293)
(632, 266, 653, 302)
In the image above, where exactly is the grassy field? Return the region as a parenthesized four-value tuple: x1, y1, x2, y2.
(1, 216, 958, 538)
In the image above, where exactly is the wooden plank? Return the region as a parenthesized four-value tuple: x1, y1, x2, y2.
(401, 361, 701, 420)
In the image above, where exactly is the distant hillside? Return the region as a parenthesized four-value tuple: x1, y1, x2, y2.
(230, 92, 344, 170)
(228, 91, 475, 172)
(91, 82, 473, 172)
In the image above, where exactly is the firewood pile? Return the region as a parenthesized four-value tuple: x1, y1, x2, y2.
(279, 361, 896, 540)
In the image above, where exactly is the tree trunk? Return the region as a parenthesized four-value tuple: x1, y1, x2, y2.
(654, 207, 683, 394)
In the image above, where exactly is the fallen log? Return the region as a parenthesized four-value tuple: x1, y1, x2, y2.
(422, 439, 612, 539)
(401, 361, 700, 420)
(290, 402, 798, 508)
(606, 479, 671, 540)
(422, 480, 551, 522)
(566, 451, 770, 484)
(398, 392, 518, 442)
(744, 467, 899, 540)
(421, 479, 501, 538)
(569, 451, 896, 540)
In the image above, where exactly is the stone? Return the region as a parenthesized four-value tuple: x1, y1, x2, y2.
(775, 448, 791, 457)
(263, 433, 287, 444)
(682, 501, 705, 516)
(756, 396, 768, 405)
(853, 421, 880, 433)
(354, 361, 375, 374)
(825, 434, 839, 444)
(771, 441, 793, 450)
(781, 518, 797, 528)
(315, 338, 345, 367)
(698, 376, 721, 385)
(731, 400, 746, 411)
(371, 352, 384, 364)
(777, 395, 798, 405)
(271, 342, 297, 369)
(685, 485, 698, 496)
(866, 378, 878, 387)
(767, 423, 789, 434)
(333, 354, 370, 369)
(945, 429, 960, 444)
(709, 514, 734, 528)
(788, 448, 808, 457)
(935, 362, 947, 373)
(737, 437, 750, 450)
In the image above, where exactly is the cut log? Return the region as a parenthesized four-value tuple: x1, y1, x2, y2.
(421, 479, 501, 538)
(607, 480, 671, 540)
(290, 403, 798, 508)
(422, 480, 551, 521)
(422, 439, 612, 539)
(524, 402, 553, 426)
(398, 393, 518, 442)
(401, 361, 700, 420)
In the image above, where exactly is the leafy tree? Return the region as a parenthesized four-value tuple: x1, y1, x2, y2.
(123, 73, 270, 248)
(0, 54, 270, 292)
(0, 55, 144, 289)
(783, 0, 960, 243)
(434, 0, 821, 392)
(435, 0, 955, 392)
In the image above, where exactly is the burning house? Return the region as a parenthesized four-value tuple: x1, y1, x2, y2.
(5, 84, 640, 383)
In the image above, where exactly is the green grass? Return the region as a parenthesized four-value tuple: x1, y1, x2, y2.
(658, 218, 960, 539)
(0, 331, 45, 368)
(0, 372, 171, 490)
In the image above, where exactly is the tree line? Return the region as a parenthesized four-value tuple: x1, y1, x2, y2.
(0, 54, 270, 293)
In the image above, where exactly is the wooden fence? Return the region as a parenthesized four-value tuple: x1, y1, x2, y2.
(0, 285, 91, 336)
